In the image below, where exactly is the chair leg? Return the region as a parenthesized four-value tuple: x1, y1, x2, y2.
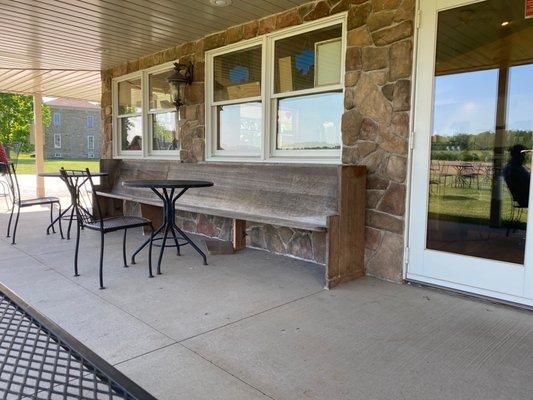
(57, 203, 64, 239)
(11, 205, 21, 245)
(49, 204, 56, 234)
(99, 232, 105, 289)
(6, 200, 15, 237)
(122, 229, 129, 268)
(148, 224, 154, 278)
(74, 219, 81, 277)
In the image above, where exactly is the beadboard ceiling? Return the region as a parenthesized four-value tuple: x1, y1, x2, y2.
(0, 0, 308, 101)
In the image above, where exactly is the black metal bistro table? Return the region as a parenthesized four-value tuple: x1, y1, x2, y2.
(123, 179, 214, 273)
(39, 171, 108, 239)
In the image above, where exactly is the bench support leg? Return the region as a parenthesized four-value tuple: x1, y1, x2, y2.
(325, 166, 366, 289)
(232, 219, 246, 252)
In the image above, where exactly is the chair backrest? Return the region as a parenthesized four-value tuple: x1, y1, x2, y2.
(2, 163, 21, 203)
(60, 168, 103, 228)
(5, 142, 22, 167)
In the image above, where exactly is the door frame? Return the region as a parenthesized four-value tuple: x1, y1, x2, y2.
(405, 0, 533, 306)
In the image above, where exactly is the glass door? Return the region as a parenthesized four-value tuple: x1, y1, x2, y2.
(408, 0, 533, 306)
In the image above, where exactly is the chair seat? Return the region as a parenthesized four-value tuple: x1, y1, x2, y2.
(84, 216, 151, 232)
(19, 196, 60, 207)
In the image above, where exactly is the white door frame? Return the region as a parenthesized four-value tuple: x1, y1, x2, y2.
(406, 0, 533, 306)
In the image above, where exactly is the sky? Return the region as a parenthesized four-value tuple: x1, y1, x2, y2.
(433, 63, 533, 136)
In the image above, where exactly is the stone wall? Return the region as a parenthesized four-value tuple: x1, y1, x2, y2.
(45, 106, 101, 159)
(101, 0, 415, 281)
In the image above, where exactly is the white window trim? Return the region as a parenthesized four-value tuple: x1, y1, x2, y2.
(205, 13, 347, 164)
(53, 133, 62, 149)
(112, 61, 180, 160)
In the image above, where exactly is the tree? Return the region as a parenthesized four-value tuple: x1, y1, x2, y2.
(0, 93, 51, 151)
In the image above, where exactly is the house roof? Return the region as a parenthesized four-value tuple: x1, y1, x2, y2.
(45, 98, 99, 109)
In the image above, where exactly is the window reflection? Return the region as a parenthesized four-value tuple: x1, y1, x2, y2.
(276, 92, 342, 150)
(217, 102, 261, 153)
(427, 0, 533, 264)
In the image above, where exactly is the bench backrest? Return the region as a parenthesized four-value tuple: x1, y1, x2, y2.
(104, 160, 340, 222)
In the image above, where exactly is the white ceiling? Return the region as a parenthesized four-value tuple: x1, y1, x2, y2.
(0, 0, 308, 101)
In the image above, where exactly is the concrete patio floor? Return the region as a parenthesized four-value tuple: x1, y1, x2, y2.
(0, 206, 532, 400)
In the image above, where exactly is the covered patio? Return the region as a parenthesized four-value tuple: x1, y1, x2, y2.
(1, 0, 533, 398)
(1, 208, 531, 399)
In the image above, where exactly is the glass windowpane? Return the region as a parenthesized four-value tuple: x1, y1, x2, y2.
(427, 0, 533, 264)
(276, 92, 341, 150)
(120, 116, 142, 151)
(151, 112, 179, 151)
(274, 25, 342, 94)
(118, 79, 142, 115)
(217, 102, 261, 153)
(213, 46, 262, 102)
(149, 70, 174, 111)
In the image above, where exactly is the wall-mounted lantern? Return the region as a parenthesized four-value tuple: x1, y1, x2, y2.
(166, 62, 193, 111)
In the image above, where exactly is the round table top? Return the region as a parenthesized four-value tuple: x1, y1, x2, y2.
(38, 171, 108, 178)
(123, 180, 214, 189)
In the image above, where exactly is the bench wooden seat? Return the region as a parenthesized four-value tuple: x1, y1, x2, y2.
(97, 159, 366, 288)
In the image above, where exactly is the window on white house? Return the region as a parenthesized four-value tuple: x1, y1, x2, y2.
(87, 135, 95, 150)
(206, 16, 345, 162)
(53, 153, 62, 158)
(117, 77, 143, 152)
(87, 115, 95, 128)
(53, 113, 61, 126)
(112, 64, 180, 158)
(88, 152, 95, 159)
(53, 133, 61, 149)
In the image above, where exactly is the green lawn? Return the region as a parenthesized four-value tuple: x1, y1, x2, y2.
(14, 153, 100, 174)
(429, 182, 527, 227)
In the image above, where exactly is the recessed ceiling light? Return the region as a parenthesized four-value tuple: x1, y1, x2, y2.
(501, 21, 510, 26)
(210, 0, 232, 6)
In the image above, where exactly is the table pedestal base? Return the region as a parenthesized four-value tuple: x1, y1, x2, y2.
(130, 188, 208, 273)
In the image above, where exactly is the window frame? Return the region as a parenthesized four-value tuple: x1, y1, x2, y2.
(205, 13, 347, 163)
(87, 115, 95, 128)
(112, 61, 179, 159)
(87, 135, 95, 150)
(52, 112, 61, 126)
(53, 133, 61, 149)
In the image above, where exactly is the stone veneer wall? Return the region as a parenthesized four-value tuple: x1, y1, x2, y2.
(101, 0, 415, 281)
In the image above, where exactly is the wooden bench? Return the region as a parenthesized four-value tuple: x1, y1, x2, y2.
(97, 159, 366, 288)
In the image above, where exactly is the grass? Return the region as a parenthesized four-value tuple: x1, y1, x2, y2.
(14, 153, 100, 174)
(428, 180, 527, 226)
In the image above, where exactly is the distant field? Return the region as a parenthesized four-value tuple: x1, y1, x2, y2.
(13, 153, 100, 174)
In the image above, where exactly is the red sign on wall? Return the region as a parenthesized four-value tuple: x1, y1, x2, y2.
(526, 0, 533, 18)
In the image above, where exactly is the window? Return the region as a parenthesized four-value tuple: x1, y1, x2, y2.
(87, 135, 95, 150)
(53, 113, 61, 126)
(87, 115, 95, 128)
(88, 152, 95, 159)
(53, 133, 61, 149)
(112, 63, 179, 158)
(206, 15, 345, 162)
(53, 152, 62, 158)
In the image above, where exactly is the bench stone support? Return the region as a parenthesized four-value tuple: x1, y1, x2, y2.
(232, 219, 246, 251)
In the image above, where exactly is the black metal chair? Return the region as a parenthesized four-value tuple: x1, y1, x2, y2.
(3, 162, 62, 244)
(60, 168, 155, 289)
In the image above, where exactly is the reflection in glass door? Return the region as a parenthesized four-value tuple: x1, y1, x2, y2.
(408, 0, 533, 305)
(427, 0, 533, 264)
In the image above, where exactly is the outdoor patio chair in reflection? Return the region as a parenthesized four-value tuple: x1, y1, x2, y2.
(60, 168, 155, 289)
(503, 145, 530, 236)
(2, 162, 62, 244)
(455, 163, 481, 189)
